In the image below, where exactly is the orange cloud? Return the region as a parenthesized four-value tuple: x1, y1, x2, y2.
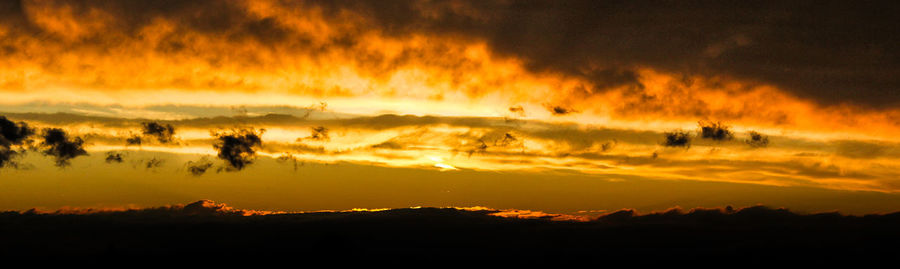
(3, 1, 899, 143)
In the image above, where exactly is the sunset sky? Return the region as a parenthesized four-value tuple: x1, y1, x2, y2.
(2, 0, 900, 215)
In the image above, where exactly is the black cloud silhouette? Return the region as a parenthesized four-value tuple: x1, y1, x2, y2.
(40, 128, 88, 167)
(0, 116, 34, 168)
(212, 128, 264, 170)
(329, 0, 900, 108)
(698, 121, 734, 141)
(0, 116, 34, 146)
(663, 131, 691, 148)
(141, 122, 176, 144)
(126, 135, 142, 146)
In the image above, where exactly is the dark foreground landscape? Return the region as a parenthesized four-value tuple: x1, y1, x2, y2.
(2, 200, 899, 259)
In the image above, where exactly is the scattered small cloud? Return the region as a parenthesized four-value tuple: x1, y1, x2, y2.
(371, 141, 403, 150)
(547, 105, 576, 115)
(304, 126, 330, 141)
(494, 133, 518, 147)
(508, 106, 526, 117)
(231, 105, 249, 116)
(39, 128, 88, 167)
(0, 147, 20, 169)
(308, 102, 328, 112)
(662, 130, 691, 148)
(0, 116, 34, 146)
(0, 116, 35, 168)
(145, 157, 164, 169)
(276, 153, 303, 171)
(600, 140, 617, 152)
(467, 139, 488, 157)
(185, 157, 215, 176)
(300, 102, 328, 119)
(745, 131, 770, 148)
(212, 128, 264, 171)
(126, 135, 142, 146)
(105, 151, 124, 163)
(141, 122, 176, 144)
(698, 120, 734, 141)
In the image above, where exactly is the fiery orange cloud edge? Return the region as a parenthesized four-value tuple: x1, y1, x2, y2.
(3, 0, 900, 195)
(2, 0, 899, 142)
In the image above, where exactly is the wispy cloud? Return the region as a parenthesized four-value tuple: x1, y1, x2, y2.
(4, 112, 900, 192)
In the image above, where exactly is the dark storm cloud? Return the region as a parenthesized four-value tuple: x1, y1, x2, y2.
(3, 1, 896, 107)
(312, 0, 899, 108)
(39, 128, 88, 167)
(213, 128, 264, 171)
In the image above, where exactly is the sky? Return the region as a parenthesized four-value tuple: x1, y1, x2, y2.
(1, 0, 900, 215)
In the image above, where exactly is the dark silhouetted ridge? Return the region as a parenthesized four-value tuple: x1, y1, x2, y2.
(2, 201, 900, 258)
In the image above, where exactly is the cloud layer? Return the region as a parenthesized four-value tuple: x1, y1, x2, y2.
(1, 0, 898, 140)
(4, 112, 900, 193)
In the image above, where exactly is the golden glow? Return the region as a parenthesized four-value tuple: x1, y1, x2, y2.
(3, 115, 891, 193)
